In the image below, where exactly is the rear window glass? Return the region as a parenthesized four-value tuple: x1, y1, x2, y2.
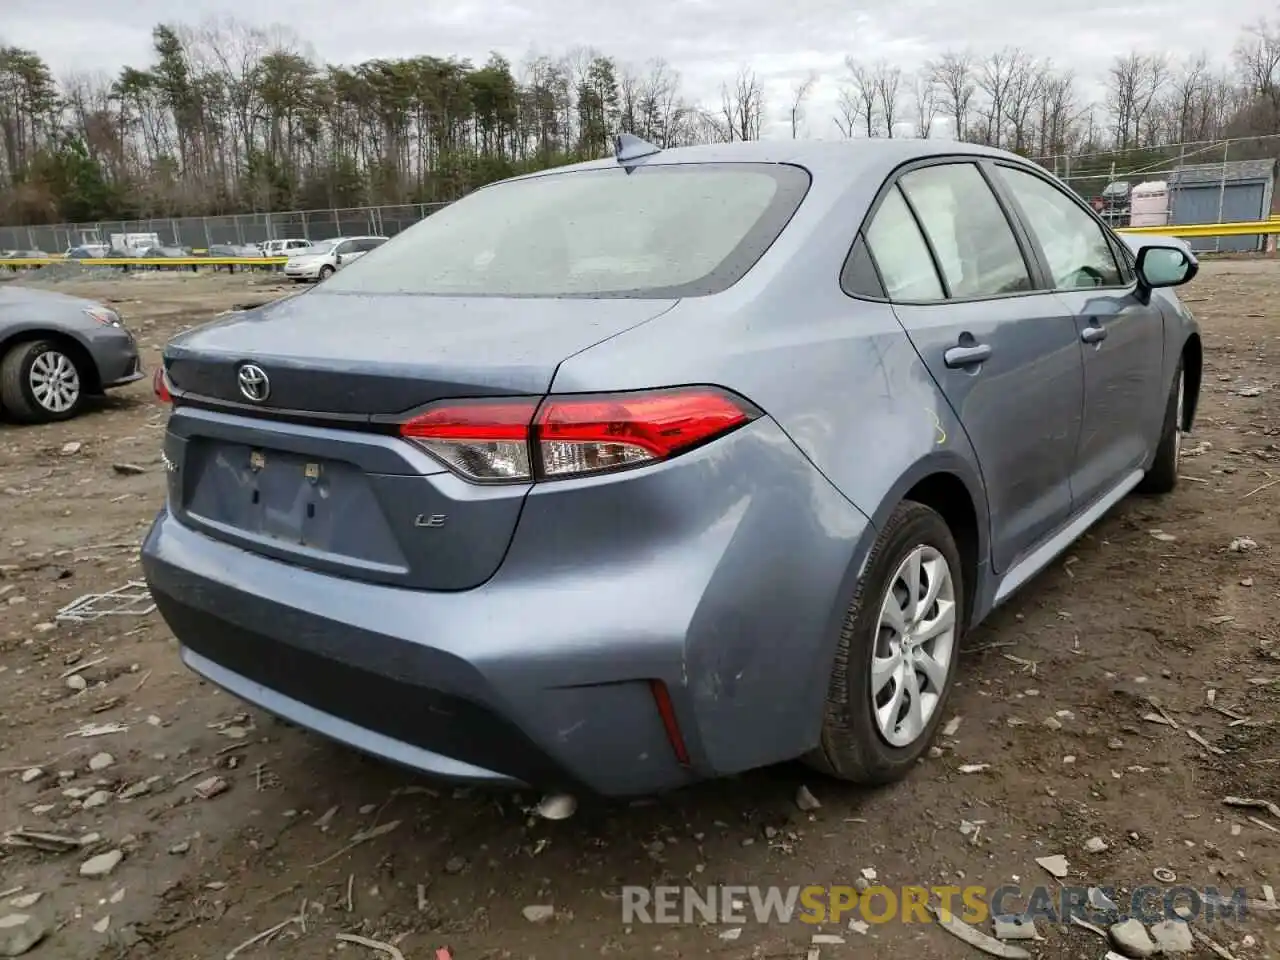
(320, 163, 810, 298)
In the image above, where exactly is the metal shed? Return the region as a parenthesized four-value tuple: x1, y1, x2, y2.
(1168, 158, 1278, 253)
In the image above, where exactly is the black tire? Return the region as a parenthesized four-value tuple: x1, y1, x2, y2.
(1136, 360, 1183, 496)
(0, 339, 87, 424)
(806, 500, 965, 784)
(318, 265, 334, 281)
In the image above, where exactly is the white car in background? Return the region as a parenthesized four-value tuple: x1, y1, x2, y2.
(283, 236, 389, 282)
(261, 239, 313, 258)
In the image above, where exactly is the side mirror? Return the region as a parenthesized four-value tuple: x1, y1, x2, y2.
(1135, 243, 1198, 289)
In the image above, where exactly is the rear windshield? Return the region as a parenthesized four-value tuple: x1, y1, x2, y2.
(319, 163, 810, 298)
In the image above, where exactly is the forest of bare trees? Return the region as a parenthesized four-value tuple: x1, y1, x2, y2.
(4, 13, 1280, 226)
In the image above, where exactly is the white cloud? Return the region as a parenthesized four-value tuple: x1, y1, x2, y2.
(2, 0, 1270, 140)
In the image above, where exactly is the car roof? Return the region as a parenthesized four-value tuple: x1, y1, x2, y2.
(500, 138, 1027, 187)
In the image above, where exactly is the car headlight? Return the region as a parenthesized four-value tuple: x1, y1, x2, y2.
(84, 306, 121, 327)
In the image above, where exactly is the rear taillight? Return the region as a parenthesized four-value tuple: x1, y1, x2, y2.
(153, 367, 172, 403)
(398, 387, 758, 483)
(400, 399, 535, 482)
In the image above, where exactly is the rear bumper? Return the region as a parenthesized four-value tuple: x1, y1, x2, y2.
(141, 417, 873, 796)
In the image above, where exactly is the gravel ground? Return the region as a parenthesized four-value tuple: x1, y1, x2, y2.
(0, 264, 1276, 960)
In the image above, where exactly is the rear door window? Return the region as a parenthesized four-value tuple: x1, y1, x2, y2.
(898, 163, 1033, 298)
(320, 163, 811, 298)
(863, 187, 945, 301)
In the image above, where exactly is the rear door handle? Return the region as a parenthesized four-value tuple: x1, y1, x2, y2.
(1081, 323, 1108, 344)
(943, 343, 992, 368)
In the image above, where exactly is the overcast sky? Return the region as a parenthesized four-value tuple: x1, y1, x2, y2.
(3, 0, 1274, 139)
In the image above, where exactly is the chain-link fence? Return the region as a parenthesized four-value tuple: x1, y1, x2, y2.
(5, 135, 1280, 254)
(0, 202, 451, 254)
(1033, 134, 1280, 252)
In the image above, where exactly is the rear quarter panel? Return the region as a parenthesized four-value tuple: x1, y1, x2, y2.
(550, 160, 992, 760)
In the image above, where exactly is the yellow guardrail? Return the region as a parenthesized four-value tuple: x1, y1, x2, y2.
(1115, 218, 1280, 238)
(0, 256, 287, 267)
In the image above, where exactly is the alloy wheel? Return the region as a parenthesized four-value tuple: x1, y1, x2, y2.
(29, 350, 81, 414)
(871, 545, 957, 748)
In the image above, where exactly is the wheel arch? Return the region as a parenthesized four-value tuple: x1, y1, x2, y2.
(1180, 331, 1202, 431)
(822, 451, 990, 680)
(900, 471, 982, 630)
(800, 458, 989, 780)
(0, 328, 102, 393)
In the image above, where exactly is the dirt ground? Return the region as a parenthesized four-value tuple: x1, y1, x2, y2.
(0, 263, 1276, 960)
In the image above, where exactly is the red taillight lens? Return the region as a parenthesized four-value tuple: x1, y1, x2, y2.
(398, 387, 758, 484)
(536, 389, 753, 478)
(153, 367, 172, 403)
(400, 399, 539, 481)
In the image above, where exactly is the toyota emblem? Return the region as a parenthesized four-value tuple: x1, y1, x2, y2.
(237, 363, 270, 402)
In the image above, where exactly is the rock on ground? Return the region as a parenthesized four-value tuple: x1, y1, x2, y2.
(1149, 919, 1193, 953)
(79, 849, 123, 878)
(1109, 918, 1156, 958)
(0, 914, 46, 957)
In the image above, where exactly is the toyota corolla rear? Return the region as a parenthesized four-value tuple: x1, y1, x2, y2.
(141, 155, 871, 796)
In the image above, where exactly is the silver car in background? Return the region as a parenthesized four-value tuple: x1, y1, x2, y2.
(0, 286, 143, 423)
(283, 236, 389, 282)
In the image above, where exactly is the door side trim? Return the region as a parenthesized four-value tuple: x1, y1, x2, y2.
(992, 467, 1144, 606)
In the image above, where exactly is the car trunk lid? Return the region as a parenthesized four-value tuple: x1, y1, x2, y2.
(162, 292, 677, 590)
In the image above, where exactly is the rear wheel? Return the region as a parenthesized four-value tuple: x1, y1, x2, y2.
(1137, 360, 1183, 495)
(807, 501, 964, 784)
(1, 340, 87, 424)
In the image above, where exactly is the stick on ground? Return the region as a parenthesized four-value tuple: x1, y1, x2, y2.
(335, 933, 407, 960)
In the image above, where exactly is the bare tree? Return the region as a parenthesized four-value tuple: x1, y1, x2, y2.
(617, 63, 641, 134)
(873, 62, 903, 136)
(1036, 69, 1082, 158)
(625, 58, 690, 146)
(1106, 52, 1169, 148)
(1235, 19, 1280, 99)
(842, 57, 881, 136)
(789, 71, 818, 138)
(833, 85, 858, 137)
(1234, 19, 1280, 129)
(912, 73, 938, 138)
(1003, 52, 1048, 152)
(973, 48, 1028, 148)
(720, 66, 764, 141)
(927, 51, 975, 140)
(1159, 55, 1209, 143)
(689, 107, 729, 143)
